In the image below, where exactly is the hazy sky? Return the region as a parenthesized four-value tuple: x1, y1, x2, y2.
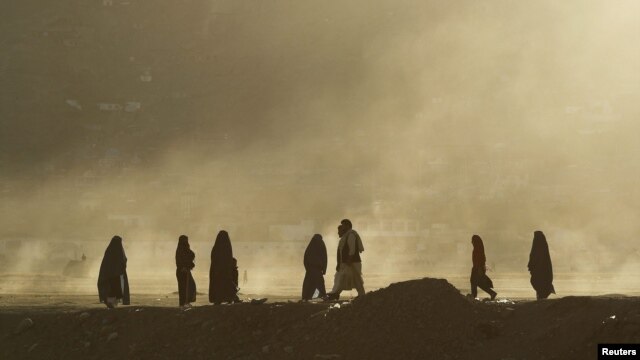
(0, 1, 639, 281)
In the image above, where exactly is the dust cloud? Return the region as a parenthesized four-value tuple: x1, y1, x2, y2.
(0, 0, 639, 297)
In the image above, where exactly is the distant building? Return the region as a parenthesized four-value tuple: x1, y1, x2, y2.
(107, 213, 148, 228)
(97, 103, 122, 111)
(356, 218, 422, 253)
(180, 193, 195, 219)
(171, 92, 189, 99)
(65, 99, 82, 110)
(124, 102, 141, 112)
(44, 17, 76, 34)
(269, 220, 315, 242)
(140, 71, 152, 82)
(63, 38, 80, 47)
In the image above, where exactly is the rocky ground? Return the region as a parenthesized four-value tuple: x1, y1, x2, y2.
(1, 278, 639, 360)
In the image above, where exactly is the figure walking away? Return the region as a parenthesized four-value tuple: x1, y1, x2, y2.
(528, 230, 555, 299)
(97, 235, 130, 308)
(176, 235, 197, 308)
(470, 235, 497, 300)
(209, 231, 240, 304)
(302, 234, 328, 301)
(324, 219, 365, 301)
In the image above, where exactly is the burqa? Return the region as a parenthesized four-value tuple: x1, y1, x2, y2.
(176, 235, 196, 306)
(302, 234, 327, 300)
(97, 236, 130, 306)
(470, 235, 497, 299)
(528, 231, 555, 299)
(209, 231, 239, 304)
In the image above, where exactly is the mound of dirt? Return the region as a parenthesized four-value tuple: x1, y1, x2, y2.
(286, 278, 492, 359)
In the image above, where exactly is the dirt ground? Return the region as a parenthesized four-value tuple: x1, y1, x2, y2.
(1, 278, 639, 360)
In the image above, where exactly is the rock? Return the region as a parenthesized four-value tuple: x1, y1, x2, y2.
(79, 312, 91, 321)
(284, 346, 293, 354)
(102, 315, 117, 325)
(310, 310, 328, 319)
(14, 318, 34, 334)
(100, 325, 114, 336)
(27, 343, 38, 353)
(262, 345, 270, 353)
(107, 332, 118, 343)
(476, 321, 501, 339)
(501, 308, 515, 318)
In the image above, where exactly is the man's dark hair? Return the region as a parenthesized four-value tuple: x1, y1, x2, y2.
(341, 219, 352, 229)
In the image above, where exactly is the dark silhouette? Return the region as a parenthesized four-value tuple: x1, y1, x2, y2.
(97, 235, 130, 308)
(324, 219, 365, 301)
(302, 234, 328, 300)
(232, 257, 239, 292)
(528, 230, 555, 299)
(62, 252, 89, 278)
(470, 235, 497, 300)
(176, 235, 196, 308)
(209, 231, 240, 304)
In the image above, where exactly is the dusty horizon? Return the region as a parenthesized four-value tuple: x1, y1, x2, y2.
(1, 0, 639, 296)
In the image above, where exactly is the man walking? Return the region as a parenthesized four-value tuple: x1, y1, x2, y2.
(324, 219, 365, 300)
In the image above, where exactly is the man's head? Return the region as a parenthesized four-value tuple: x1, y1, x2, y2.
(337, 224, 346, 237)
(340, 219, 353, 230)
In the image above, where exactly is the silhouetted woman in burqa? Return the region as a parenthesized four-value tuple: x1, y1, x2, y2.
(97, 235, 130, 308)
(209, 231, 240, 304)
(302, 234, 328, 301)
(528, 230, 555, 299)
(470, 235, 497, 300)
(176, 235, 196, 308)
